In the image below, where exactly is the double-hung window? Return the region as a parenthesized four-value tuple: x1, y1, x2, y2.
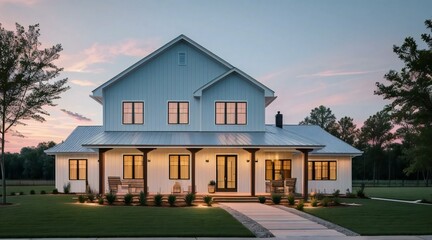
(168, 101, 189, 124)
(123, 102, 144, 124)
(308, 161, 337, 180)
(215, 101, 247, 125)
(69, 159, 87, 180)
(169, 155, 190, 179)
(123, 155, 144, 179)
(265, 159, 291, 180)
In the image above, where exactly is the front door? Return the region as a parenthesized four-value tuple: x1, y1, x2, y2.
(216, 155, 237, 192)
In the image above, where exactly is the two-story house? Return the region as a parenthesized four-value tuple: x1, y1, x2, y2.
(46, 35, 361, 199)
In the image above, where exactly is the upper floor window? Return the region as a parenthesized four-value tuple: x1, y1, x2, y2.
(308, 161, 337, 180)
(123, 155, 143, 179)
(123, 102, 144, 124)
(168, 101, 189, 124)
(69, 159, 87, 180)
(265, 159, 291, 180)
(215, 102, 247, 125)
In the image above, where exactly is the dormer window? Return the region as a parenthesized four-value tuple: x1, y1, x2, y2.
(122, 101, 144, 124)
(178, 52, 187, 65)
(215, 101, 247, 125)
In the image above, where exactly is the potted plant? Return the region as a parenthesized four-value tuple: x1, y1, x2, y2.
(208, 180, 216, 193)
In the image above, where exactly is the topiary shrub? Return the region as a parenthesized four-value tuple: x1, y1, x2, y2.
(10, 191, 15, 196)
(203, 195, 213, 206)
(271, 194, 282, 205)
(321, 197, 331, 207)
(63, 182, 71, 194)
(332, 189, 340, 198)
(124, 193, 133, 205)
(287, 193, 295, 206)
(30, 190, 35, 195)
(139, 191, 147, 206)
(357, 183, 366, 198)
(19, 191, 24, 195)
(258, 196, 266, 204)
(311, 198, 318, 207)
(98, 196, 104, 205)
(168, 194, 176, 207)
(184, 193, 196, 206)
(296, 200, 304, 211)
(315, 192, 324, 200)
(105, 192, 116, 205)
(52, 189, 59, 194)
(40, 190, 46, 195)
(78, 194, 86, 203)
(154, 193, 163, 206)
(333, 197, 341, 206)
(87, 192, 95, 202)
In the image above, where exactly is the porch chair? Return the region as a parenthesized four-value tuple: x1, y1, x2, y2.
(108, 176, 129, 194)
(172, 182, 182, 194)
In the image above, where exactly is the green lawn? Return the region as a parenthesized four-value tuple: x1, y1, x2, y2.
(0, 195, 254, 238)
(304, 198, 432, 235)
(353, 187, 432, 201)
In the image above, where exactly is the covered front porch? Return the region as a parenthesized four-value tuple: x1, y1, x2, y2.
(96, 147, 314, 200)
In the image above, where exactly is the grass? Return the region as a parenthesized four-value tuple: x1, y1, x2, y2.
(353, 187, 432, 201)
(304, 198, 432, 235)
(0, 195, 253, 238)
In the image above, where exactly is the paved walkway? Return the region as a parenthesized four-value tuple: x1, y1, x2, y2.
(221, 202, 346, 238)
(220, 203, 432, 240)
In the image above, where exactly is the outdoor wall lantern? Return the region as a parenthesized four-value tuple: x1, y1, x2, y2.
(205, 159, 209, 163)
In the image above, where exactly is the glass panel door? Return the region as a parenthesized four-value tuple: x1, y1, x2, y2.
(216, 155, 237, 192)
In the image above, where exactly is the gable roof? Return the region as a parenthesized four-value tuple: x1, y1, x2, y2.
(91, 34, 234, 104)
(193, 68, 276, 107)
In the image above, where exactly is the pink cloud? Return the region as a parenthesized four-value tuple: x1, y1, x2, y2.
(296, 69, 382, 78)
(70, 79, 96, 87)
(0, 0, 39, 6)
(64, 39, 159, 73)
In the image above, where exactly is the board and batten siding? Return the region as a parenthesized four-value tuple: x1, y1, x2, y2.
(55, 153, 98, 193)
(201, 73, 265, 131)
(103, 41, 229, 132)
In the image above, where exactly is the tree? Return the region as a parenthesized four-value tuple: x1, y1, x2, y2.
(299, 105, 339, 136)
(375, 19, 432, 184)
(0, 23, 69, 204)
(358, 110, 394, 182)
(337, 116, 359, 145)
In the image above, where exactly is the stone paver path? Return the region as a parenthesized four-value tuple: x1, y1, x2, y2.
(221, 202, 345, 238)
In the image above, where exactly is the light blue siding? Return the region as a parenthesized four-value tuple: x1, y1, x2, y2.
(201, 72, 266, 131)
(103, 40, 229, 131)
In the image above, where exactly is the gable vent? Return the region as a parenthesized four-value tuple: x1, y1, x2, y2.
(178, 52, 187, 66)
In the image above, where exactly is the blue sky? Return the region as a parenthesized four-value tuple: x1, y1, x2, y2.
(0, 0, 431, 152)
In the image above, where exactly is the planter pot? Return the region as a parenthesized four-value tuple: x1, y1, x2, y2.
(208, 185, 215, 193)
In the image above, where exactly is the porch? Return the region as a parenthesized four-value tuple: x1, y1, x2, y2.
(97, 147, 313, 200)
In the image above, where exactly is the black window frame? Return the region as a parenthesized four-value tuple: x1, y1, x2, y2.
(265, 159, 292, 180)
(215, 101, 247, 125)
(168, 101, 189, 124)
(169, 155, 190, 180)
(69, 159, 87, 180)
(122, 101, 144, 125)
(123, 155, 144, 179)
(308, 161, 337, 180)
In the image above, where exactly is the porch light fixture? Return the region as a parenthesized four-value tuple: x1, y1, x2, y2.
(246, 159, 250, 163)
(148, 159, 151, 162)
(255, 159, 258, 162)
(205, 159, 209, 163)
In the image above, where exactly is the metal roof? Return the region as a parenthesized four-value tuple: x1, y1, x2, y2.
(281, 125, 363, 156)
(45, 125, 362, 156)
(44, 126, 102, 154)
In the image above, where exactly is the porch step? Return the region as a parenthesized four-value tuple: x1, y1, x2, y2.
(212, 196, 259, 202)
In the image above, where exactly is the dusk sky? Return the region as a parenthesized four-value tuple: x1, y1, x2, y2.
(0, 0, 431, 152)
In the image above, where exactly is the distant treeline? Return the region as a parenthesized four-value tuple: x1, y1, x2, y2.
(1, 142, 56, 180)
